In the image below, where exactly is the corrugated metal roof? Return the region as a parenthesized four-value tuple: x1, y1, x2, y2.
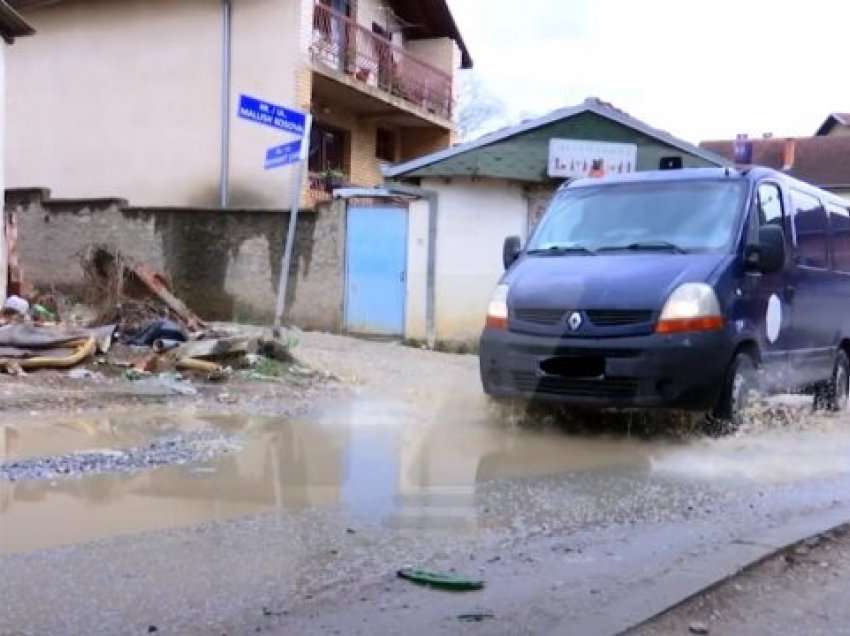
(385, 97, 729, 178)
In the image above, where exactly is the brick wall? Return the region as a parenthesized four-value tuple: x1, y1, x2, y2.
(5, 189, 347, 330)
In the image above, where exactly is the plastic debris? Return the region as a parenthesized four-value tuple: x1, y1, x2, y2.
(2, 295, 29, 316)
(397, 568, 485, 591)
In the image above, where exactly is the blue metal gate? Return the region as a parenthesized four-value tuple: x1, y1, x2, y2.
(345, 206, 408, 336)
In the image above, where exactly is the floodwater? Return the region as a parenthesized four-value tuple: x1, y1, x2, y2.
(3, 394, 850, 556)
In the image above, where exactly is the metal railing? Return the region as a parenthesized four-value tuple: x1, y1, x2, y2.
(311, 2, 453, 120)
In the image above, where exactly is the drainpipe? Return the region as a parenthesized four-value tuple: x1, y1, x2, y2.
(385, 183, 439, 349)
(219, 0, 232, 208)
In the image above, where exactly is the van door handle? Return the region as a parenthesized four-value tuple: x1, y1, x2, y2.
(784, 285, 796, 301)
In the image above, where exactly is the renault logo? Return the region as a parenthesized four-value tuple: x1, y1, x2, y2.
(567, 311, 583, 331)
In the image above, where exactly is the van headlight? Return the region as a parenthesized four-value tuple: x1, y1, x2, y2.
(656, 283, 724, 334)
(486, 284, 510, 330)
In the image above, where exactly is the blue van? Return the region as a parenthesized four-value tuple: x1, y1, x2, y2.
(479, 167, 850, 427)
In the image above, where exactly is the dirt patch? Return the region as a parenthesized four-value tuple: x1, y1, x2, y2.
(631, 524, 850, 636)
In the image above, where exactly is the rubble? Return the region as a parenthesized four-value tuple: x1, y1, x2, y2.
(0, 245, 305, 399)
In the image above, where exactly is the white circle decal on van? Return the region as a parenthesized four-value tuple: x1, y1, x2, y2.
(766, 294, 782, 344)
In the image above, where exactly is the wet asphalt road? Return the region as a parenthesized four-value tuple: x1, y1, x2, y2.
(3, 332, 850, 635)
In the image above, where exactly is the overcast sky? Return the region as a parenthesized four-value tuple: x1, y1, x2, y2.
(449, 0, 849, 143)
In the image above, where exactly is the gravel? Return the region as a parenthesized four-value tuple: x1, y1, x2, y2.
(0, 431, 241, 482)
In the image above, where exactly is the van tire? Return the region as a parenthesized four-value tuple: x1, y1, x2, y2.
(709, 352, 757, 435)
(820, 350, 850, 412)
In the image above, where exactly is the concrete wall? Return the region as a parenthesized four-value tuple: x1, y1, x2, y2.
(423, 177, 530, 345)
(5, 188, 346, 329)
(6, 0, 312, 209)
(0, 43, 5, 302)
(404, 198, 428, 339)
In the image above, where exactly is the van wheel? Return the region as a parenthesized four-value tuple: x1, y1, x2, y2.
(819, 350, 850, 412)
(709, 352, 757, 435)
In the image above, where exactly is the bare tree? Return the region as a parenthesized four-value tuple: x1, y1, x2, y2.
(455, 72, 508, 141)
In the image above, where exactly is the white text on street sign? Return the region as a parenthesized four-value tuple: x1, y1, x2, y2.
(238, 94, 307, 136)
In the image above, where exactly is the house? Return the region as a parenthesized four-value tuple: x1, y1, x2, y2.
(5, 0, 470, 210)
(0, 0, 33, 303)
(816, 113, 850, 137)
(331, 98, 727, 347)
(700, 135, 850, 202)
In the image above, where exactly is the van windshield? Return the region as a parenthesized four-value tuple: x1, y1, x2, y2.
(527, 180, 748, 254)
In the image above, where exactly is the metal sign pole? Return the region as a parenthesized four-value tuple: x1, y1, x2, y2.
(273, 114, 313, 336)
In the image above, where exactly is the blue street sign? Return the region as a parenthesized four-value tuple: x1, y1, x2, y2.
(238, 94, 307, 136)
(265, 140, 302, 170)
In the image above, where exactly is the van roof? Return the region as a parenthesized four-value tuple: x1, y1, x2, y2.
(565, 166, 850, 208)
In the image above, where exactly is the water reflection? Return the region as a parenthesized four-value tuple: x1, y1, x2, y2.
(4, 397, 850, 556)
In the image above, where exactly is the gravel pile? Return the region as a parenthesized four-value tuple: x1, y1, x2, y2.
(0, 431, 240, 482)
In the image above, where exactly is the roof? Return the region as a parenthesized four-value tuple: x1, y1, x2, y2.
(8, 0, 473, 68)
(699, 136, 850, 189)
(816, 113, 850, 136)
(385, 97, 729, 179)
(0, 0, 33, 41)
(391, 0, 472, 69)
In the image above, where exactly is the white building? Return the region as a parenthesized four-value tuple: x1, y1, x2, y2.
(0, 0, 32, 303)
(347, 98, 726, 348)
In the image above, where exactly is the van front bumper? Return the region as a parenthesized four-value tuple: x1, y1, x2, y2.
(479, 328, 735, 410)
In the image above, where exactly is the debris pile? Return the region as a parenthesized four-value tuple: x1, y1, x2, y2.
(0, 245, 299, 387)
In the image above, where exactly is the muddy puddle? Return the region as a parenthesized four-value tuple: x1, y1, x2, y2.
(3, 395, 850, 556)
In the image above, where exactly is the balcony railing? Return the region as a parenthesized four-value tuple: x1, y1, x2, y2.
(311, 2, 453, 121)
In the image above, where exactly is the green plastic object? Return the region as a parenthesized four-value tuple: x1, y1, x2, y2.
(32, 304, 57, 321)
(397, 568, 484, 591)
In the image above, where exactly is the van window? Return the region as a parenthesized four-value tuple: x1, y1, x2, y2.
(791, 190, 828, 269)
(528, 180, 747, 253)
(757, 183, 784, 226)
(828, 203, 850, 273)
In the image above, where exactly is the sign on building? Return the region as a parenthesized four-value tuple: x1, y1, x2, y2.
(548, 139, 638, 179)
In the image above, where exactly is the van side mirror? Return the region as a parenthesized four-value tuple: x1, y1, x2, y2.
(503, 236, 522, 270)
(747, 225, 785, 274)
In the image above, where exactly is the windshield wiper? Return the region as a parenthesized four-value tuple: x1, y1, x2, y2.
(527, 245, 596, 256)
(596, 241, 688, 254)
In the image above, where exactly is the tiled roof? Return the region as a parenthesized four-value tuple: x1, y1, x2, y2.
(699, 136, 850, 188)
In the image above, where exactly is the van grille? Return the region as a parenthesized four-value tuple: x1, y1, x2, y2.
(512, 308, 652, 327)
(586, 310, 653, 327)
(511, 372, 639, 399)
(512, 308, 565, 325)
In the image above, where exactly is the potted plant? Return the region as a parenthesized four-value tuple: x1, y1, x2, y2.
(319, 169, 346, 191)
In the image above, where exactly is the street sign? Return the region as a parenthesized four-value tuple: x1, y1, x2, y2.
(238, 94, 307, 136)
(265, 140, 302, 170)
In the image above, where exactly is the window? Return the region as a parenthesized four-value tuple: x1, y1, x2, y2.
(659, 156, 683, 170)
(528, 180, 747, 253)
(309, 122, 348, 175)
(757, 183, 784, 227)
(791, 190, 828, 269)
(376, 128, 396, 163)
(828, 202, 850, 273)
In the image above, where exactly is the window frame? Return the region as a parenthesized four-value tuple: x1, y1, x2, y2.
(789, 187, 830, 271)
(827, 201, 850, 274)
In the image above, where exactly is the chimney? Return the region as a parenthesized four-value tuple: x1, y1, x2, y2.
(733, 133, 753, 164)
(782, 138, 797, 171)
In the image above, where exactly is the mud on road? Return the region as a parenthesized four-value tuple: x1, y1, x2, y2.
(3, 332, 850, 635)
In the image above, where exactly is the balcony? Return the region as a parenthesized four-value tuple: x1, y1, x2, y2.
(311, 2, 453, 122)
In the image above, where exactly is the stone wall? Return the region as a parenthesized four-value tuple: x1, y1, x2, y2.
(5, 189, 346, 330)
